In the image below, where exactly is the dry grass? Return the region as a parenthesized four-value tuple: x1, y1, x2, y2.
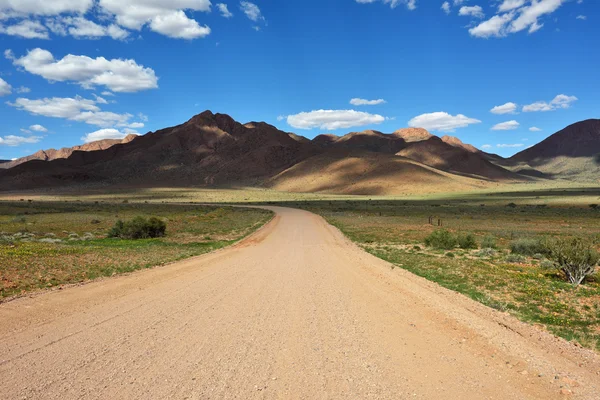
(0, 201, 272, 300)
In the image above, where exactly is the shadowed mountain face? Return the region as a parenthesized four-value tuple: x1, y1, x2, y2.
(510, 119, 600, 180)
(1, 110, 572, 194)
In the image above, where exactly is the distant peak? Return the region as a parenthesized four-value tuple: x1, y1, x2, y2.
(393, 128, 433, 142)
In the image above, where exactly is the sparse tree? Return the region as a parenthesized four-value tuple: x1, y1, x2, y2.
(547, 237, 599, 286)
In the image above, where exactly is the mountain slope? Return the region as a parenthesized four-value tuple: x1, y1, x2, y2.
(510, 119, 600, 180)
(0, 134, 138, 170)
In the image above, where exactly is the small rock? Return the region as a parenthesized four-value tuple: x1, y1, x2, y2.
(560, 388, 573, 396)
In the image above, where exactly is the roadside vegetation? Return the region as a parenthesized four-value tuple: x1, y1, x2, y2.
(0, 201, 272, 300)
(284, 199, 600, 351)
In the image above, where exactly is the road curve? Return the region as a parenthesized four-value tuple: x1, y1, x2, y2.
(1, 206, 599, 399)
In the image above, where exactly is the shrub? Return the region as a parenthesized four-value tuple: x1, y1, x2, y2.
(546, 237, 599, 286)
(505, 254, 526, 263)
(507, 202, 517, 208)
(424, 229, 457, 250)
(108, 217, 167, 240)
(445, 252, 455, 258)
(590, 204, 599, 210)
(475, 248, 497, 258)
(510, 237, 549, 256)
(457, 233, 478, 250)
(481, 235, 497, 249)
(540, 259, 555, 269)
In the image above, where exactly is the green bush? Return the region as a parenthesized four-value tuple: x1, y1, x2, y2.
(457, 233, 478, 250)
(510, 237, 549, 256)
(475, 248, 497, 258)
(546, 237, 600, 286)
(108, 216, 167, 240)
(481, 235, 497, 249)
(424, 229, 457, 250)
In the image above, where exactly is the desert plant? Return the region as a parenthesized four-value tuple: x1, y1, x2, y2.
(546, 237, 599, 286)
(505, 254, 526, 263)
(481, 235, 498, 249)
(108, 217, 167, 240)
(457, 233, 478, 250)
(475, 248, 497, 258)
(510, 237, 549, 256)
(424, 229, 457, 250)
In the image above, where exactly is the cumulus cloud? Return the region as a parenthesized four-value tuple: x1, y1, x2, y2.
(490, 102, 518, 114)
(217, 3, 233, 18)
(481, 144, 492, 150)
(441, 2, 451, 14)
(29, 124, 47, 132)
(8, 96, 134, 127)
(491, 120, 520, 130)
(459, 6, 484, 18)
(11, 48, 158, 93)
(0, 134, 43, 146)
(0, 19, 49, 39)
(469, 0, 567, 38)
(522, 94, 577, 112)
(16, 86, 30, 93)
(529, 126, 542, 131)
(0, 0, 213, 40)
(408, 112, 481, 132)
(149, 10, 210, 39)
(497, 143, 524, 148)
(287, 109, 386, 131)
(81, 128, 138, 143)
(0, 77, 11, 96)
(240, 1, 266, 26)
(0, 0, 92, 16)
(355, 0, 417, 10)
(349, 98, 386, 106)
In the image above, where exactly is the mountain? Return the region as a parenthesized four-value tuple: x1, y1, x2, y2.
(510, 119, 600, 180)
(0, 134, 138, 170)
(0, 110, 527, 194)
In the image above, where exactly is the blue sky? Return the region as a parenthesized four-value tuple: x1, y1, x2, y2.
(0, 0, 597, 160)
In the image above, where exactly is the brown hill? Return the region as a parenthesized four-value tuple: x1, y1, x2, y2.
(0, 111, 318, 190)
(397, 136, 521, 181)
(0, 134, 138, 170)
(510, 119, 600, 180)
(441, 135, 479, 153)
(266, 149, 490, 195)
(392, 128, 433, 143)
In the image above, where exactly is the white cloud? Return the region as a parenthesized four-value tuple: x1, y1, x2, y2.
(408, 111, 481, 132)
(491, 120, 520, 130)
(441, 1, 450, 14)
(119, 121, 144, 128)
(29, 124, 47, 132)
(0, 134, 42, 146)
(509, 0, 565, 34)
(469, 12, 514, 38)
(355, 0, 417, 10)
(101, 91, 115, 96)
(0, 0, 92, 16)
(459, 6, 484, 18)
(287, 109, 386, 131)
(81, 128, 138, 143)
(497, 143, 524, 148)
(217, 3, 233, 18)
(0, 77, 11, 96)
(349, 98, 386, 106)
(16, 86, 30, 93)
(240, 1, 265, 23)
(481, 144, 492, 150)
(0, 19, 48, 39)
(522, 94, 577, 112)
(490, 102, 517, 114)
(8, 96, 134, 127)
(20, 128, 31, 134)
(12, 48, 158, 93)
(498, 0, 526, 12)
(529, 126, 542, 131)
(149, 10, 210, 39)
(576, 15, 586, 20)
(48, 17, 131, 40)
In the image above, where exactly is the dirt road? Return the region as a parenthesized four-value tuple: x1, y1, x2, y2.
(1, 207, 599, 399)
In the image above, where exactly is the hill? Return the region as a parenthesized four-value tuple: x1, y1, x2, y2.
(510, 119, 600, 180)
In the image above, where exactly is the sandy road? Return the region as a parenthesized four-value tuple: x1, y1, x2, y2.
(1, 207, 599, 399)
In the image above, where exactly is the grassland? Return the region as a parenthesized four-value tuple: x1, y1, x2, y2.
(0, 201, 272, 300)
(278, 197, 600, 351)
